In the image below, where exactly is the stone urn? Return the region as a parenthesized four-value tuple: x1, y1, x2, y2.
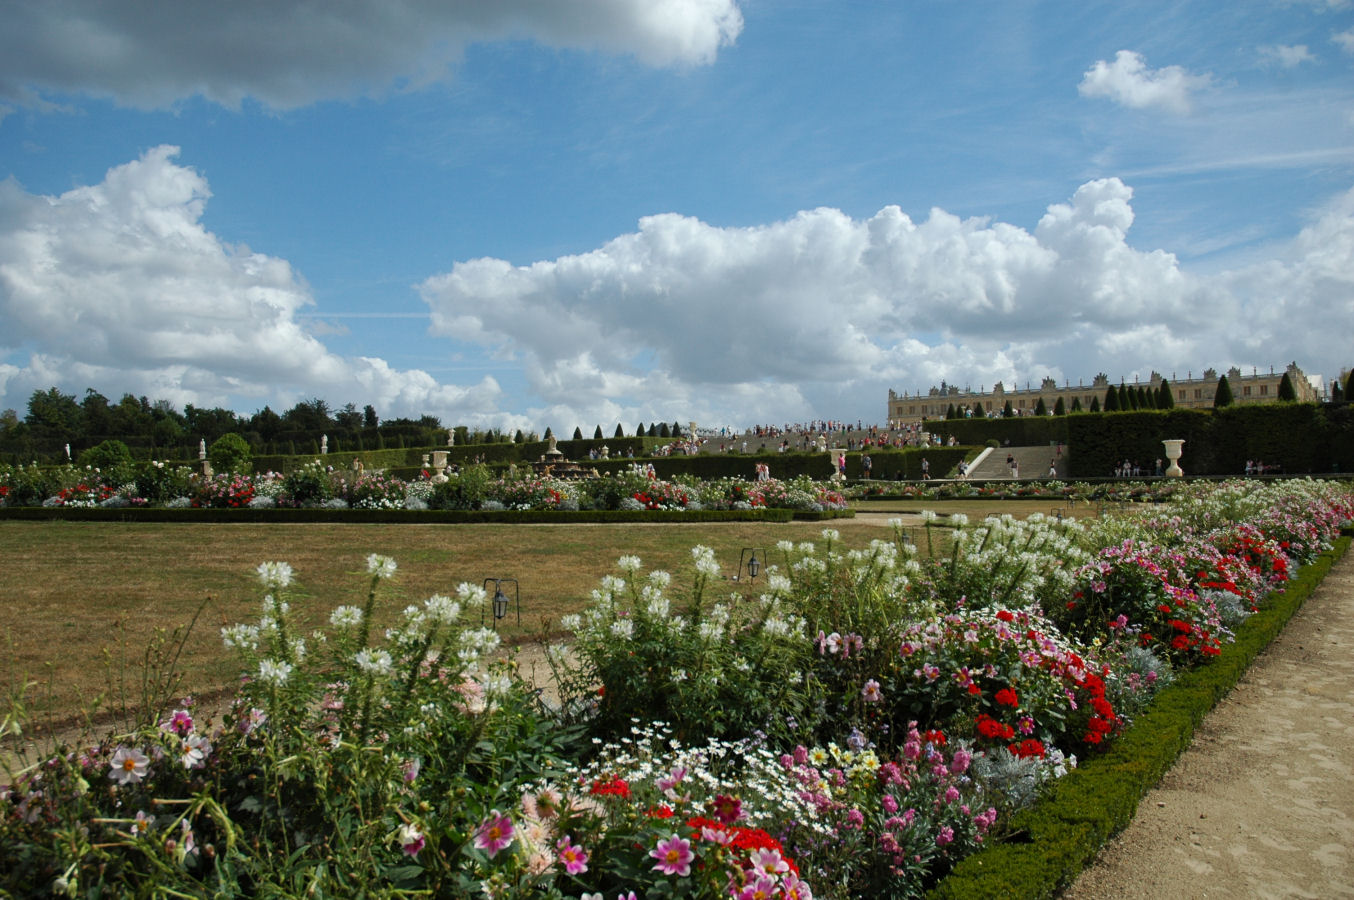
(431, 450, 449, 484)
(1162, 439, 1185, 478)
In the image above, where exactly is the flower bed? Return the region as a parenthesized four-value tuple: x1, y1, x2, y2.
(0, 461, 849, 515)
(1, 480, 1350, 897)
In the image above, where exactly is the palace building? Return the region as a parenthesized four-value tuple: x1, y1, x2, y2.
(887, 362, 1320, 427)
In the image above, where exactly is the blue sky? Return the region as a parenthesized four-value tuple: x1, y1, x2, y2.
(2, 0, 1352, 435)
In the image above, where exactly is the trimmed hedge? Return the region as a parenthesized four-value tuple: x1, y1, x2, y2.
(929, 533, 1352, 899)
(928, 404, 1354, 477)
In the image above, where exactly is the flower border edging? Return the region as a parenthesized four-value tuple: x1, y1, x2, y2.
(928, 530, 1354, 900)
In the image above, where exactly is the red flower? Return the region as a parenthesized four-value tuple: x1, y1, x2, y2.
(995, 609, 1015, 622)
(994, 688, 1019, 708)
(589, 775, 631, 798)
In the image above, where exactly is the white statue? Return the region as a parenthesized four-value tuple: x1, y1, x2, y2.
(199, 439, 206, 460)
(321, 434, 328, 455)
(448, 429, 455, 447)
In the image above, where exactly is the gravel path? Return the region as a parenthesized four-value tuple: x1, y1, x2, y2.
(1061, 549, 1354, 899)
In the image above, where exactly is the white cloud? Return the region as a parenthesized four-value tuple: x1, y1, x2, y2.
(1258, 44, 1316, 68)
(0, 146, 503, 422)
(1334, 28, 1354, 54)
(420, 177, 1354, 428)
(0, 0, 743, 111)
(1079, 50, 1212, 115)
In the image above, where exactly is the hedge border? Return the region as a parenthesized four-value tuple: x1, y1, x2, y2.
(929, 530, 1353, 899)
(0, 507, 819, 525)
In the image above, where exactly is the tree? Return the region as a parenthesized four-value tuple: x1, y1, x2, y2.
(572, 426, 584, 440)
(363, 405, 379, 429)
(945, 404, 957, 420)
(1053, 397, 1066, 416)
(1277, 372, 1297, 402)
(659, 422, 671, 438)
(26, 387, 82, 443)
(1139, 386, 1152, 409)
(543, 427, 553, 440)
(80, 389, 114, 438)
(614, 424, 625, 438)
(648, 423, 659, 437)
(1214, 375, 1234, 408)
(282, 398, 333, 434)
(973, 402, 985, 418)
(594, 425, 604, 439)
(335, 403, 363, 432)
(1345, 369, 1353, 400)
(1003, 400, 1014, 418)
(1103, 385, 1119, 412)
(515, 429, 526, 443)
(1333, 380, 1345, 403)
(209, 433, 253, 473)
(672, 422, 683, 437)
(1157, 378, 1175, 410)
(1034, 398, 1048, 416)
(1071, 397, 1082, 412)
(1089, 396, 1101, 413)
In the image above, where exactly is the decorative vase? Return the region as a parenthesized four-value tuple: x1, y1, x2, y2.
(1162, 439, 1185, 478)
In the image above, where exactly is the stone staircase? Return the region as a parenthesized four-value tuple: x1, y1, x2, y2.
(965, 444, 1069, 480)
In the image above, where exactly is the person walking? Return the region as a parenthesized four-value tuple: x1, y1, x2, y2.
(862, 453, 872, 479)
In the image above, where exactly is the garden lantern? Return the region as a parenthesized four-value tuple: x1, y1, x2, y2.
(736, 548, 766, 585)
(481, 577, 520, 629)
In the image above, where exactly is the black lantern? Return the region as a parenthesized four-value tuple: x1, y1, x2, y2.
(481, 577, 520, 629)
(736, 548, 768, 586)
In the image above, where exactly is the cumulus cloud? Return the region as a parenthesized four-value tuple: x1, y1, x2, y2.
(1334, 28, 1354, 54)
(0, 0, 743, 110)
(1079, 50, 1212, 115)
(1258, 44, 1316, 68)
(421, 177, 1353, 427)
(0, 146, 503, 421)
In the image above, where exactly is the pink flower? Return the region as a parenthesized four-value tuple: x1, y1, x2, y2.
(650, 833, 694, 877)
(557, 835, 589, 875)
(936, 825, 955, 846)
(474, 811, 515, 858)
(399, 823, 425, 857)
(861, 678, 883, 702)
(749, 846, 790, 876)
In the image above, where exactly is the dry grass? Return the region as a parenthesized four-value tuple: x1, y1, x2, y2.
(0, 502, 1095, 729)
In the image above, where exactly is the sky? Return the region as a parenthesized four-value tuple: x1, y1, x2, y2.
(1, 0, 1352, 435)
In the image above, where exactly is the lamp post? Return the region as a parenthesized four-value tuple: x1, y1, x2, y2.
(481, 577, 520, 629)
(735, 548, 767, 586)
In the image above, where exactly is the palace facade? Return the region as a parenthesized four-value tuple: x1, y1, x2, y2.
(887, 362, 1320, 427)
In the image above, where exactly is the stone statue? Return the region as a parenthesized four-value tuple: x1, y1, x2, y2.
(321, 434, 328, 455)
(199, 439, 207, 460)
(448, 429, 455, 447)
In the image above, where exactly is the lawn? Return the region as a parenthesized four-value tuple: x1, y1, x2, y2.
(0, 502, 1097, 731)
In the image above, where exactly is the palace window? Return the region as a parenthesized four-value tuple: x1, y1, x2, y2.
(1260, 385, 1268, 395)
(1243, 386, 1252, 397)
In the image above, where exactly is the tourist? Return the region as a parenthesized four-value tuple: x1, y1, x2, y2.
(862, 453, 872, 479)
(1048, 459, 1057, 477)
(921, 457, 930, 479)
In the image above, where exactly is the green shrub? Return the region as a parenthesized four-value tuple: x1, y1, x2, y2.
(208, 432, 253, 474)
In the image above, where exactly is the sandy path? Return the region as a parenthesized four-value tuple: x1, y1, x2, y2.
(1061, 550, 1354, 899)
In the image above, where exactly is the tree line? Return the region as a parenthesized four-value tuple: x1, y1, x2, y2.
(0, 388, 525, 465)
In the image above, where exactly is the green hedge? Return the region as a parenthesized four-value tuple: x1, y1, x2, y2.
(929, 533, 1351, 899)
(929, 404, 1354, 478)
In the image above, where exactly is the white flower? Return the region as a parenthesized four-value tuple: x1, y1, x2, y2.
(820, 528, 840, 542)
(456, 582, 488, 608)
(330, 605, 364, 628)
(559, 614, 583, 632)
(766, 574, 792, 594)
(610, 618, 635, 639)
(257, 658, 292, 686)
(616, 555, 642, 573)
(950, 513, 969, 527)
(424, 594, 461, 625)
(355, 649, 393, 675)
(648, 570, 673, 588)
(920, 509, 938, 523)
(108, 746, 150, 786)
(775, 540, 794, 553)
(221, 623, 260, 651)
(256, 561, 295, 589)
(366, 554, 398, 579)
